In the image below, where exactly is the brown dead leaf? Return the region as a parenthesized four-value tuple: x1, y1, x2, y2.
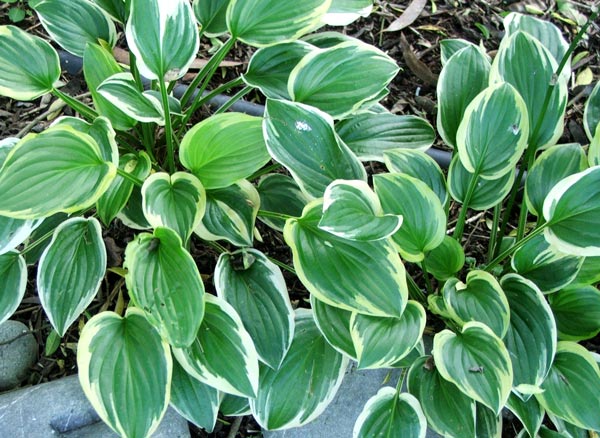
(385, 0, 428, 32)
(112, 47, 242, 70)
(399, 33, 438, 86)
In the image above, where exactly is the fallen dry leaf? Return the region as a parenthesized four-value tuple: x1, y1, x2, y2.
(385, 0, 428, 32)
(399, 33, 438, 86)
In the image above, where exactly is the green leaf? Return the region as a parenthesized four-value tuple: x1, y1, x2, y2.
(195, 180, 259, 247)
(142, 172, 206, 244)
(506, 392, 544, 438)
(323, 0, 372, 26)
(407, 355, 476, 438)
(311, 294, 356, 359)
(226, 0, 332, 47)
(536, 342, 600, 431)
(257, 173, 309, 231)
(284, 200, 408, 317)
(170, 359, 219, 432)
(476, 404, 502, 438)
(173, 294, 259, 398)
(571, 255, 600, 286)
(0, 25, 61, 101)
(263, 99, 366, 198)
(351, 301, 425, 369)
(126, 0, 199, 81)
(91, 0, 128, 23)
(77, 308, 172, 438)
(374, 173, 446, 262)
(584, 81, 600, 142)
(289, 41, 398, 118)
(23, 213, 68, 265)
(433, 322, 513, 414)
(383, 149, 448, 206)
(250, 308, 349, 430)
(215, 248, 294, 369)
(501, 274, 556, 394)
(0, 216, 41, 255)
(437, 45, 491, 148)
(319, 180, 402, 241)
(511, 233, 583, 293)
(32, 0, 116, 57)
(422, 236, 465, 281)
(193, 0, 229, 36)
(525, 143, 588, 217)
(180, 113, 269, 189)
(442, 270, 510, 338)
(0, 251, 26, 325)
(589, 124, 600, 167)
(549, 285, 600, 341)
(220, 393, 251, 417)
(353, 389, 426, 438)
(38, 217, 106, 336)
(118, 185, 152, 230)
(8, 7, 25, 23)
(543, 166, 600, 256)
(243, 41, 315, 100)
(440, 39, 489, 65)
(490, 31, 567, 150)
(124, 227, 205, 347)
(457, 83, 528, 179)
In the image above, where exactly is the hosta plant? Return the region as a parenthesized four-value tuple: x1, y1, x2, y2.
(0, 0, 599, 437)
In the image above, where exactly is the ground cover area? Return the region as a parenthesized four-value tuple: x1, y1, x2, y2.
(0, 0, 599, 436)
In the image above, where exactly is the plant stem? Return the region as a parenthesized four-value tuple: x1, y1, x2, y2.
(52, 88, 97, 120)
(485, 224, 547, 272)
(248, 163, 282, 181)
(267, 256, 296, 275)
(452, 170, 480, 241)
(159, 80, 175, 173)
(406, 274, 426, 303)
(21, 228, 56, 255)
(214, 86, 253, 115)
(258, 210, 295, 221)
(487, 204, 501, 262)
(116, 168, 143, 187)
(420, 259, 434, 295)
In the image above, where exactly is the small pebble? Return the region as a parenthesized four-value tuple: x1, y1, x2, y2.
(0, 320, 38, 391)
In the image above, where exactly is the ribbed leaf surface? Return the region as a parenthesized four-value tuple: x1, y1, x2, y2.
(0, 251, 26, 325)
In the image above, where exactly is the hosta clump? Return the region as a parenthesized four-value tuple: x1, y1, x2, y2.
(0, 1, 599, 438)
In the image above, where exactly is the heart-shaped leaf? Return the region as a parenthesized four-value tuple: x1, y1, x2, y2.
(549, 285, 600, 341)
(193, 0, 229, 36)
(422, 236, 465, 281)
(257, 173, 309, 231)
(0, 251, 26, 325)
(311, 294, 356, 359)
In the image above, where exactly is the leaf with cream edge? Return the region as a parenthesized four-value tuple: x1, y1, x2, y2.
(323, 0, 372, 26)
(476, 404, 502, 438)
(0, 25, 61, 100)
(31, 0, 116, 57)
(193, 0, 229, 37)
(220, 393, 251, 417)
(91, 0, 128, 23)
(351, 300, 425, 369)
(126, 0, 199, 81)
(584, 80, 600, 141)
(284, 200, 408, 317)
(353, 389, 426, 438)
(0, 251, 26, 325)
(589, 125, 600, 167)
(226, 0, 332, 47)
(548, 285, 600, 341)
(319, 180, 402, 241)
(543, 166, 600, 256)
(38, 217, 106, 336)
(124, 227, 205, 347)
(289, 41, 399, 119)
(215, 248, 294, 369)
(77, 308, 172, 438)
(374, 173, 446, 262)
(142, 172, 206, 244)
(441, 270, 510, 338)
(536, 342, 600, 432)
(433, 321, 513, 414)
(311, 294, 357, 359)
(506, 392, 544, 438)
(501, 274, 556, 395)
(0, 126, 116, 220)
(173, 294, 259, 398)
(440, 39, 491, 66)
(263, 99, 366, 198)
(250, 308, 349, 430)
(257, 173, 309, 231)
(180, 113, 270, 189)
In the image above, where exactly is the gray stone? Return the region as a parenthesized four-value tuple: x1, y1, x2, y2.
(0, 320, 37, 390)
(0, 374, 191, 437)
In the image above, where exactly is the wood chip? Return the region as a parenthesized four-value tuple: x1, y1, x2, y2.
(385, 0, 428, 32)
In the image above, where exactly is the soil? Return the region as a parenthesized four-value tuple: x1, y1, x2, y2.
(1, 1, 599, 437)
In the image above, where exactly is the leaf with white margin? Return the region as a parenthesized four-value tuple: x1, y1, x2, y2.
(170, 359, 219, 433)
(193, 0, 229, 36)
(547, 414, 590, 438)
(589, 124, 600, 167)
(226, 0, 332, 47)
(32, 0, 116, 57)
(285, 199, 408, 317)
(215, 248, 294, 369)
(77, 308, 172, 438)
(91, 0, 128, 23)
(374, 173, 446, 262)
(323, 0, 372, 26)
(220, 393, 251, 417)
(194, 180, 259, 247)
(124, 227, 205, 348)
(118, 185, 152, 230)
(311, 294, 356, 359)
(38, 217, 106, 336)
(442, 270, 510, 338)
(571, 255, 600, 286)
(584, 81, 600, 141)
(536, 342, 600, 431)
(543, 166, 600, 256)
(257, 173, 309, 231)
(351, 300, 425, 369)
(549, 285, 600, 341)
(456, 83, 528, 179)
(142, 172, 206, 244)
(501, 274, 556, 395)
(180, 113, 269, 190)
(319, 180, 402, 241)
(506, 391, 544, 437)
(263, 99, 366, 198)
(433, 321, 513, 414)
(476, 403, 502, 438)
(0, 25, 61, 101)
(173, 294, 259, 398)
(407, 355, 476, 438)
(126, 0, 199, 81)
(353, 388, 426, 438)
(0, 251, 27, 325)
(336, 113, 435, 161)
(440, 39, 489, 66)
(289, 41, 399, 119)
(250, 308, 349, 430)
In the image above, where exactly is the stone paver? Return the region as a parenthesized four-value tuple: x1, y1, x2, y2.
(0, 320, 37, 391)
